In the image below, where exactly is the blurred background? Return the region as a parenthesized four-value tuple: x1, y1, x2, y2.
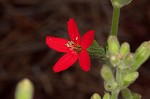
(0, 0, 150, 99)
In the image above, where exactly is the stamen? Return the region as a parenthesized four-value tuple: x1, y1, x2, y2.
(65, 43, 70, 47)
(65, 40, 82, 53)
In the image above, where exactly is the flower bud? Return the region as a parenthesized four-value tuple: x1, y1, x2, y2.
(103, 93, 110, 99)
(123, 72, 139, 87)
(120, 42, 130, 58)
(15, 78, 34, 99)
(101, 65, 114, 82)
(132, 93, 141, 99)
(110, 0, 132, 8)
(131, 41, 150, 71)
(91, 93, 101, 99)
(119, 53, 134, 69)
(136, 41, 147, 52)
(104, 81, 118, 91)
(110, 55, 120, 67)
(121, 88, 133, 99)
(108, 36, 120, 55)
(123, 53, 134, 67)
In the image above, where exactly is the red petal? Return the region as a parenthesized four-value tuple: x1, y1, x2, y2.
(67, 18, 81, 43)
(46, 36, 69, 53)
(81, 30, 94, 49)
(79, 50, 90, 72)
(53, 52, 79, 72)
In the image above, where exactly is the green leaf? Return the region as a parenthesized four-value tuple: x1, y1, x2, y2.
(87, 40, 110, 65)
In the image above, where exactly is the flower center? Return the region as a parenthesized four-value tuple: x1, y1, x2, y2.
(65, 41, 82, 53)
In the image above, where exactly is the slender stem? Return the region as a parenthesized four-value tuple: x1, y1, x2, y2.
(116, 68, 123, 87)
(111, 91, 119, 99)
(110, 7, 120, 36)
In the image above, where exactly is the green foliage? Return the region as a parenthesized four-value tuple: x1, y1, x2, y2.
(100, 36, 149, 99)
(87, 40, 110, 65)
(89, 36, 149, 99)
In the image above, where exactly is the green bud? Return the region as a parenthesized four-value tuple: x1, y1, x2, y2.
(136, 41, 147, 52)
(123, 72, 139, 87)
(15, 78, 34, 99)
(131, 41, 150, 71)
(101, 65, 114, 82)
(104, 81, 118, 91)
(119, 53, 134, 69)
(110, 0, 132, 8)
(120, 42, 130, 58)
(91, 93, 101, 99)
(103, 93, 110, 99)
(123, 53, 134, 67)
(132, 93, 141, 99)
(110, 55, 120, 67)
(108, 36, 120, 55)
(121, 88, 133, 99)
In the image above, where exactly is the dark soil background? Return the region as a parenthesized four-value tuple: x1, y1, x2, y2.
(0, 0, 150, 99)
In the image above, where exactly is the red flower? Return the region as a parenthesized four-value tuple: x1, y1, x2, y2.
(46, 18, 94, 72)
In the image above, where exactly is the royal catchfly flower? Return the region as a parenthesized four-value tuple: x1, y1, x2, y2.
(46, 18, 94, 72)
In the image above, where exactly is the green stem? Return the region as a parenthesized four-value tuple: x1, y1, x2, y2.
(116, 68, 123, 87)
(110, 7, 120, 36)
(111, 91, 119, 99)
